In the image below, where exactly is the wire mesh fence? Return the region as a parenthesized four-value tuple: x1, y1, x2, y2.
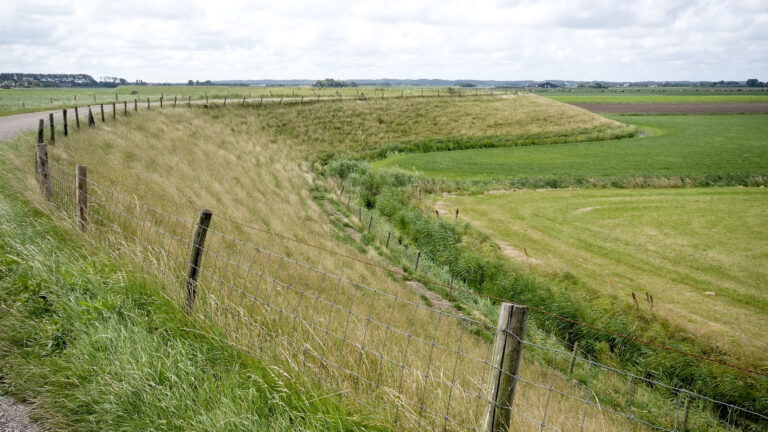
(30, 150, 768, 431)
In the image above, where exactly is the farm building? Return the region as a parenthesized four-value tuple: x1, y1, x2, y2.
(536, 81, 561, 88)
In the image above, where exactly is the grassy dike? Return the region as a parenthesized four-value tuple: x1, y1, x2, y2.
(0, 183, 381, 431)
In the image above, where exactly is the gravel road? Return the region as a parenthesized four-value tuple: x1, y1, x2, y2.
(0, 398, 38, 432)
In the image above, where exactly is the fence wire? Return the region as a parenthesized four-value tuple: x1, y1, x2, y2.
(35, 151, 767, 432)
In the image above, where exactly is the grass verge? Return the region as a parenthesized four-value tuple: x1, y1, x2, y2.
(0, 182, 379, 431)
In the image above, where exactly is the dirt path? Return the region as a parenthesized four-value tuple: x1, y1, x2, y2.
(0, 398, 38, 432)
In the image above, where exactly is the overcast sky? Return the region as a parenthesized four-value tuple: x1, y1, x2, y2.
(2, 0, 766, 82)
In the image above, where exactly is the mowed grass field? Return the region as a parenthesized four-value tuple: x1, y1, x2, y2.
(375, 114, 768, 182)
(537, 87, 768, 104)
(436, 188, 768, 366)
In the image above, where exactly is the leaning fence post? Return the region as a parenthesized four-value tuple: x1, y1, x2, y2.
(100, 103, 105, 122)
(63, 109, 68, 137)
(88, 106, 95, 127)
(36, 143, 51, 200)
(386, 230, 392, 248)
(186, 209, 213, 314)
(49, 113, 55, 144)
(483, 303, 528, 432)
(75, 106, 80, 128)
(76, 165, 87, 232)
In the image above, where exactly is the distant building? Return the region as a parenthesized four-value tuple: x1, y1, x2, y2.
(536, 81, 560, 88)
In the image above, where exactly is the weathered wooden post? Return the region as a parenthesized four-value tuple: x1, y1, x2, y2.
(37, 119, 44, 144)
(124, 100, 127, 114)
(415, 251, 421, 272)
(368, 214, 373, 230)
(112, 102, 116, 119)
(87, 107, 95, 127)
(568, 342, 579, 374)
(681, 396, 690, 432)
(386, 230, 392, 248)
(160, 96, 164, 108)
(174, 96, 177, 107)
(93, 94, 96, 102)
(35, 119, 44, 174)
(483, 303, 528, 432)
(242, 97, 246, 107)
(36, 143, 51, 200)
(223, 96, 227, 106)
(260, 96, 263, 105)
(75, 106, 80, 128)
(76, 165, 87, 232)
(63, 109, 68, 137)
(205, 94, 209, 104)
(48, 113, 55, 144)
(186, 209, 213, 314)
(134, 99, 138, 111)
(147, 97, 150, 109)
(100, 103, 105, 122)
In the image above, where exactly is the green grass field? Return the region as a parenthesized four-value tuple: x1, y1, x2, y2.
(374, 114, 768, 183)
(536, 87, 768, 104)
(436, 188, 768, 365)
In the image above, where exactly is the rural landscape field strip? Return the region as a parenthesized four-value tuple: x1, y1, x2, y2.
(374, 114, 768, 182)
(436, 188, 768, 365)
(4, 94, 767, 430)
(573, 102, 768, 114)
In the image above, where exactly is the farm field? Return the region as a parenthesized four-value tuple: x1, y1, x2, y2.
(537, 87, 768, 104)
(374, 114, 768, 184)
(435, 188, 768, 365)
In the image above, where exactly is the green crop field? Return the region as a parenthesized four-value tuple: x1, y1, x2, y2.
(374, 114, 768, 184)
(435, 188, 768, 365)
(534, 87, 768, 104)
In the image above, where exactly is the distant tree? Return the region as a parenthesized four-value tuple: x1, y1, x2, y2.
(746, 78, 759, 87)
(455, 82, 477, 87)
(188, 80, 195, 86)
(313, 78, 356, 88)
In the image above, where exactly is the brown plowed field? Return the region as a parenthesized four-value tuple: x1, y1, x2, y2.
(573, 102, 768, 114)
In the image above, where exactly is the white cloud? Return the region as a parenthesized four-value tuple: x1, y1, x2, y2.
(1, 0, 765, 81)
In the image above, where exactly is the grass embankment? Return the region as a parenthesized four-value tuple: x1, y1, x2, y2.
(0, 86, 493, 117)
(437, 188, 768, 366)
(1, 96, 644, 430)
(374, 114, 768, 186)
(0, 182, 378, 431)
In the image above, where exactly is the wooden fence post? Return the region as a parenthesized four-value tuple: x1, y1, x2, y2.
(75, 107, 80, 128)
(186, 209, 213, 314)
(160, 96, 164, 108)
(36, 143, 51, 200)
(112, 102, 116, 119)
(174, 96, 178, 107)
(124, 100, 127, 114)
(76, 165, 87, 232)
(100, 103, 105, 122)
(63, 109, 68, 137)
(134, 98, 138, 111)
(681, 396, 690, 432)
(242, 97, 245, 107)
(188, 96, 191, 106)
(483, 303, 528, 432)
(223, 96, 227, 106)
(386, 230, 391, 248)
(49, 113, 55, 144)
(88, 106, 95, 127)
(147, 97, 150, 109)
(568, 342, 579, 374)
(35, 119, 44, 174)
(415, 251, 421, 272)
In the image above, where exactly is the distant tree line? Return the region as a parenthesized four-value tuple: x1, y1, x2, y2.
(0, 73, 130, 88)
(313, 78, 358, 88)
